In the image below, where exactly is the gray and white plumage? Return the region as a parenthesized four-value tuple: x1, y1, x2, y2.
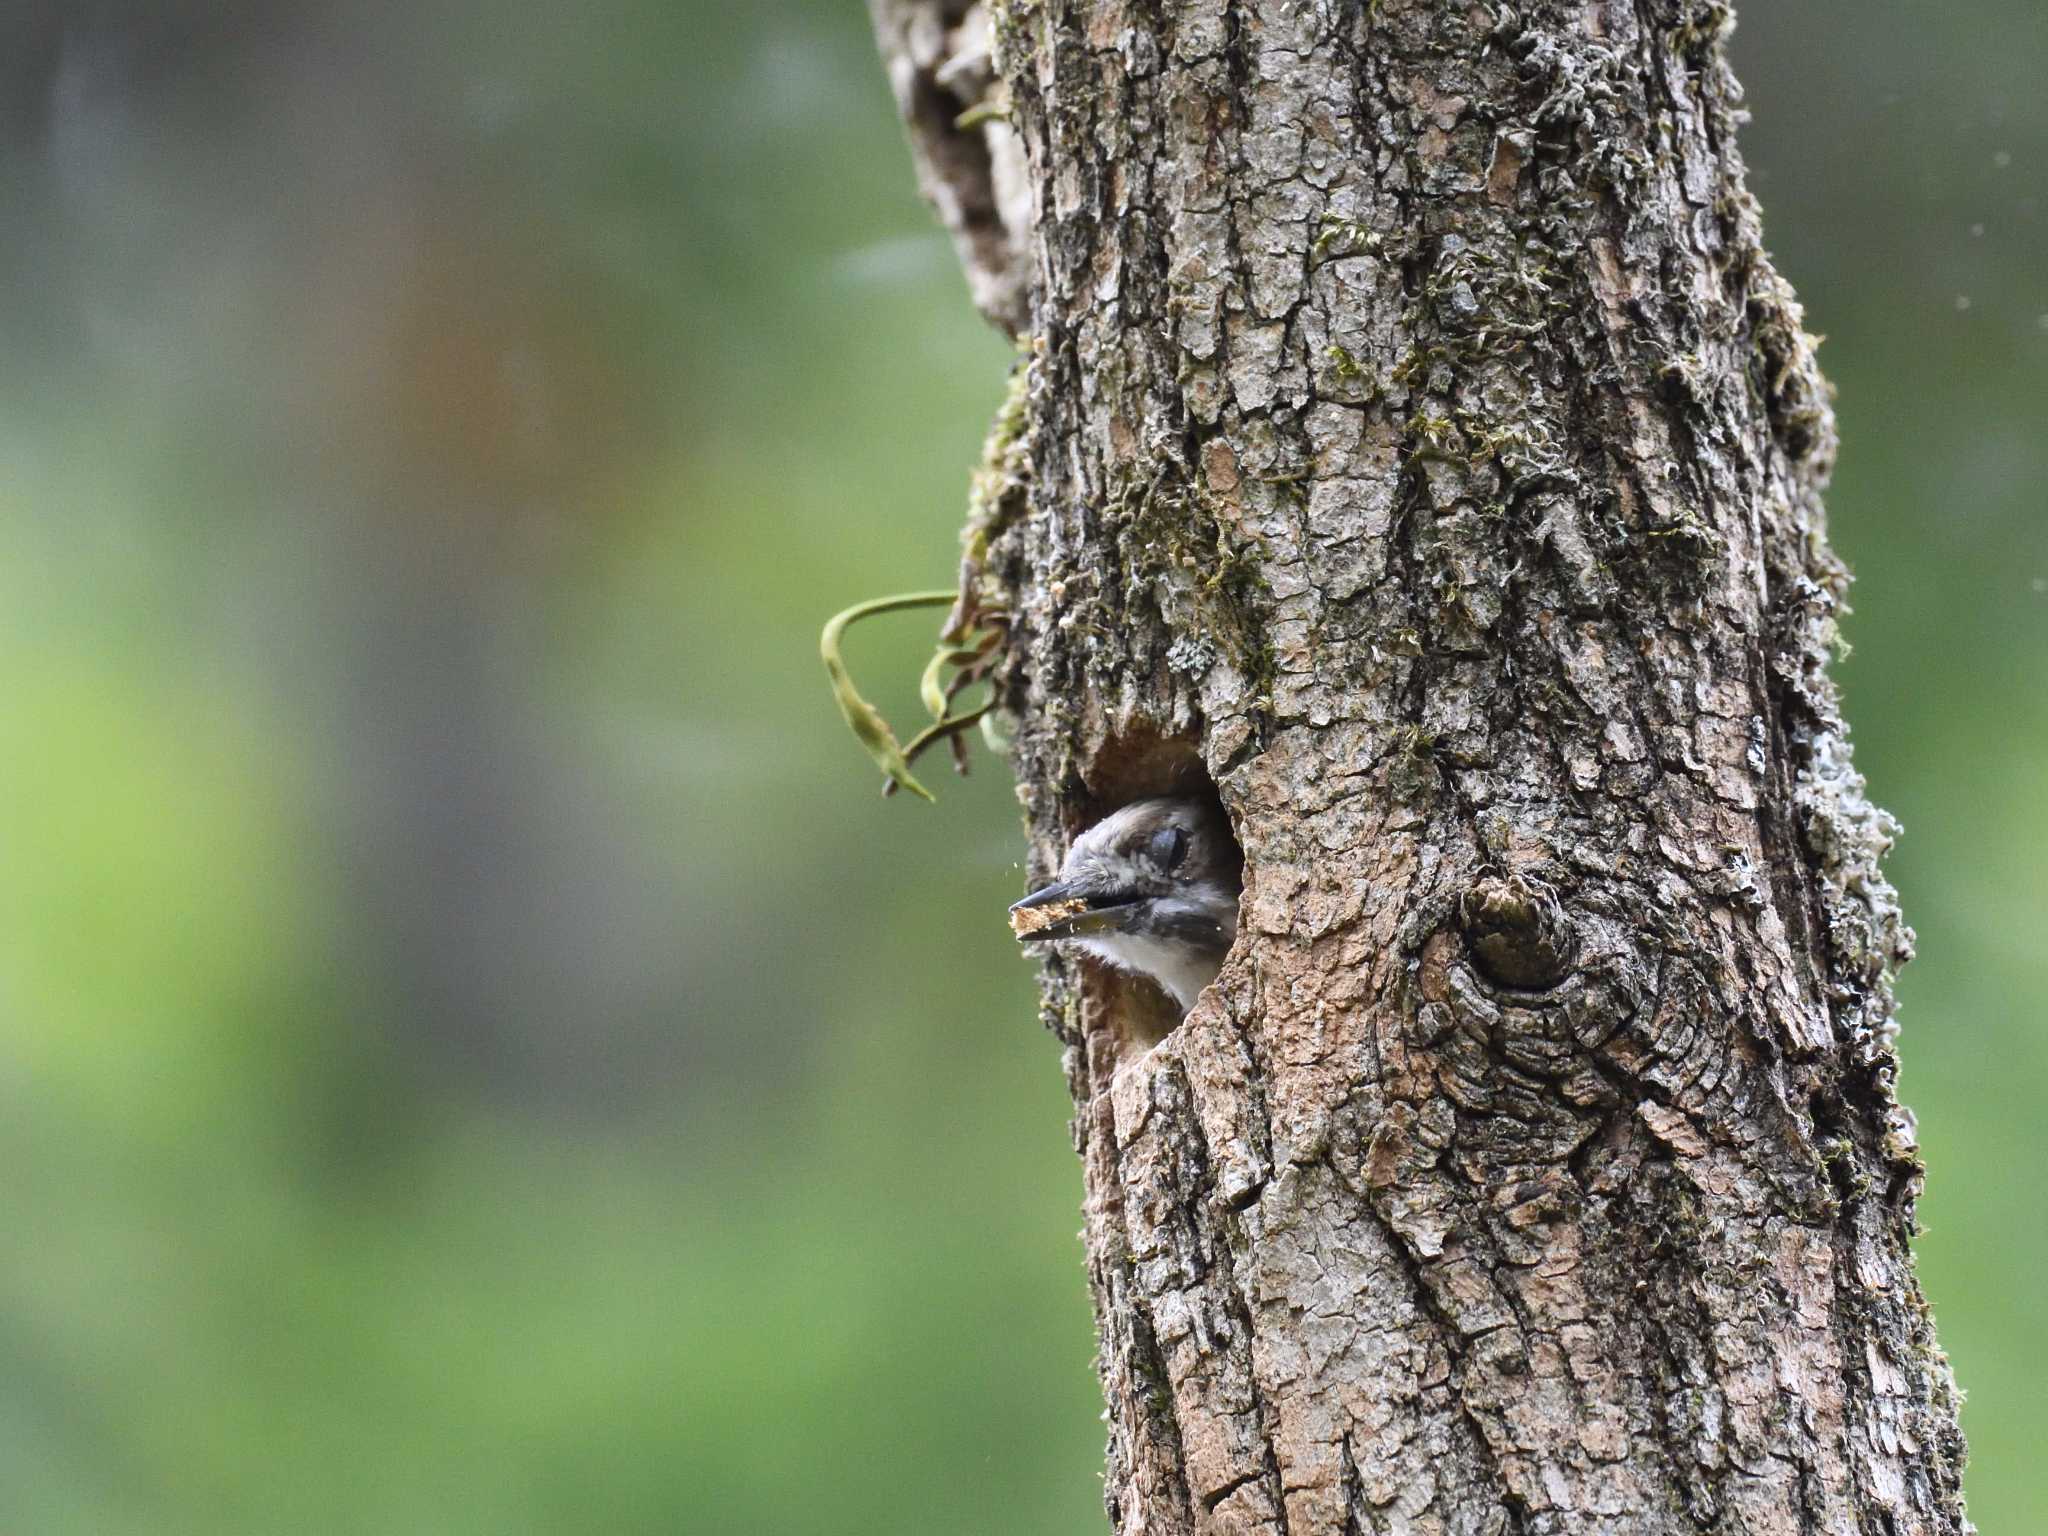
(1010, 797, 1242, 1013)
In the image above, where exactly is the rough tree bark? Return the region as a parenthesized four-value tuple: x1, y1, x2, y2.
(869, 3, 1970, 1532)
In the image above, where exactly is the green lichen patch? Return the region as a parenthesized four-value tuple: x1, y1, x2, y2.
(1108, 457, 1277, 709)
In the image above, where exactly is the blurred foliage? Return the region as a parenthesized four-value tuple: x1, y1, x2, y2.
(0, 2, 2037, 1532)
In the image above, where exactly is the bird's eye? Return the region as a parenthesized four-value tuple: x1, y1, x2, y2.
(1149, 825, 1188, 872)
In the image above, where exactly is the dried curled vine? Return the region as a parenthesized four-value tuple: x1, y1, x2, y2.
(819, 590, 1005, 802)
(818, 354, 1031, 803)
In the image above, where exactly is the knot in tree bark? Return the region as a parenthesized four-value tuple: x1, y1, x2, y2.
(1460, 874, 1574, 993)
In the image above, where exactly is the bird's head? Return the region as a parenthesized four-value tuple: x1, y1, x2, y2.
(1009, 796, 1242, 1012)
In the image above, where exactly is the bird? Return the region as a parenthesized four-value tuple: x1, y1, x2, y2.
(1009, 797, 1242, 1014)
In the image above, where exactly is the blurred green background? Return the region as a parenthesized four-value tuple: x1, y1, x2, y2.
(0, 3, 2037, 1531)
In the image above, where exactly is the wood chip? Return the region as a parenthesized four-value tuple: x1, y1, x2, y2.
(1010, 897, 1086, 937)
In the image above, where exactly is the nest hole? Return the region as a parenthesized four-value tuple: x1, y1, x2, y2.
(1062, 725, 1242, 1061)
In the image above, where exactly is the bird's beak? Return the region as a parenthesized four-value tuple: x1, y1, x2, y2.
(1009, 878, 1140, 942)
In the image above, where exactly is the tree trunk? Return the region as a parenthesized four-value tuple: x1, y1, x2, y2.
(869, 3, 1970, 1532)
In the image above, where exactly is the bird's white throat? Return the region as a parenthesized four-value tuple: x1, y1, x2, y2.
(1074, 931, 1222, 1011)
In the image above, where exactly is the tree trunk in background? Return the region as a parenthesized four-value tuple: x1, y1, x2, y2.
(870, 3, 1970, 1532)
